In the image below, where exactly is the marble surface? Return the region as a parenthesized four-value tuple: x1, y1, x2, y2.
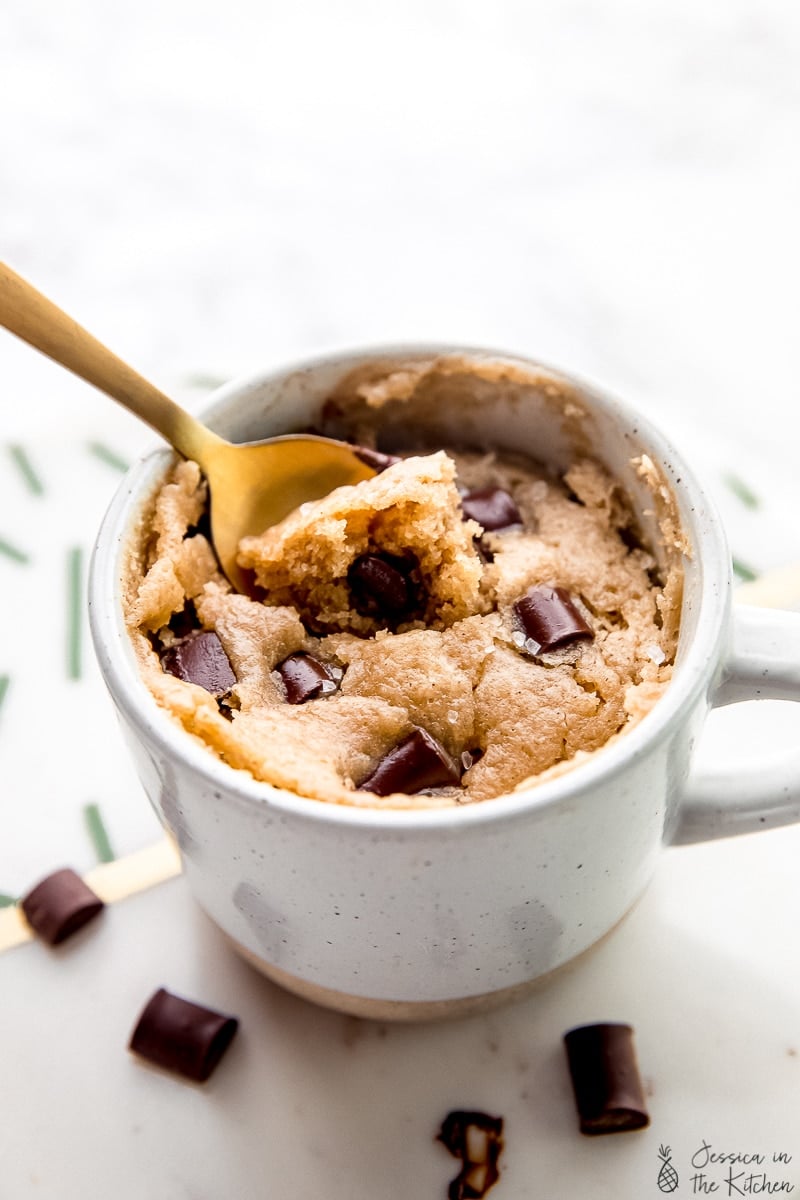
(4, 831, 800, 1199)
(2, 0, 800, 1195)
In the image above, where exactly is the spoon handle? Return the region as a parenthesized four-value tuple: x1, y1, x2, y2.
(0, 261, 220, 463)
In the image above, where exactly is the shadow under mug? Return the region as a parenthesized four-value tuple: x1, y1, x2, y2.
(89, 347, 800, 1020)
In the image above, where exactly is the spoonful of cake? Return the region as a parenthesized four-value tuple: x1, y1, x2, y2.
(0, 260, 374, 593)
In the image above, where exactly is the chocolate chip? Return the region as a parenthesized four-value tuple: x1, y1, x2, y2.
(461, 487, 522, 532)
(438, 1110, 504, 1199)
(563, 1023, 649, 1135)
(352, 445, 402, 473)
(276, 652, 338, 704)
(161, 631, 237, 697)
(348, 553, 416, 618)
(129, 988, 239, 1083)
(512, 585, 593, 653)
(358, 728, 462, 796)
(21, 868, 104, 946)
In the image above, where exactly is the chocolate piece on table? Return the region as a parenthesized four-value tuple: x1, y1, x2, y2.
(276, 651, 337, 704)
(512, 584, 593, 653)
(460, 487, 522, 532)
(129, 988, 239, 1083)
(563, 1022, 649, 1135)
(358, 728, 462, 796)
(438, 1110, 504, 1200)
(348, 553, 415, 617)
(21, 868, 104, 946)
(352, 445, 402, 473)
(161, 630, 237, 697)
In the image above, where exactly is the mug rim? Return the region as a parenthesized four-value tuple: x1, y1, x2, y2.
(88, 342, 732, 833)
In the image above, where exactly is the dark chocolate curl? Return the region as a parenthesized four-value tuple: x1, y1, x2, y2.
(563, 1022, 649, 1135)
(161, 630, 237, 697)
(512, 585, 593, 653)
(438, 1110, 504, 1200)
(276, 652, 337, 704)
(129, 988, 239, 1083)
(461, 487, 522, 532)
(21, 868, 104, 946)
(348, 553, 415, 617)
(358, 729, 462, 796)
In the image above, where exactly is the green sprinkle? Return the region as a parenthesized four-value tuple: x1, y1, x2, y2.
(83, 802, 115, 864)
(87, 441, 130, 473)
(0, 675, 9, 715)
(732, 556, 758, 583)
(0, 536, 30, 564)
(723, 472, 760, 510)
(67, 546, 83, 680)
(0, 893, 16, 909)
(8, 444, 44, 494)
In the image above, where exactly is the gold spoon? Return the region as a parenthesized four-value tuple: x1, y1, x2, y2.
(0, 260, 374, 593)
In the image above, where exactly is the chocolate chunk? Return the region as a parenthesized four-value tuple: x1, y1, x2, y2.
(352, 445, 402, 473)
(276, 652, 338, 704)
(21, 868, 104, 946)
(129, 988, 239, 1083)
(438, 1110, 504, 1200)
(358, 728, 462, 796)
(348, 553, 415, 618)
(161, 630, 237, 697)
(512, 585, 593, 653)
(563, 1022, 649, 1135)
(461, 487, 522, 532)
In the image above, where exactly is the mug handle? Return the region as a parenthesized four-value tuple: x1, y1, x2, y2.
(672, 604, 800, 844)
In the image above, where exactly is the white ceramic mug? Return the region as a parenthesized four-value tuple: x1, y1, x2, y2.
(89, 347, 800, 1020)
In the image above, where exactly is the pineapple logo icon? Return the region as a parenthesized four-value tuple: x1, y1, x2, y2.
(657, 1144, 679, 1193)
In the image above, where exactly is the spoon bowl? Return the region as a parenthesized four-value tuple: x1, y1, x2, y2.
(196, 433, 374, 592)
(0, 261, 374, 592)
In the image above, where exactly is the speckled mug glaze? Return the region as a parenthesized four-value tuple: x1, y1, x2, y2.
(89, 346, 800, 1020)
